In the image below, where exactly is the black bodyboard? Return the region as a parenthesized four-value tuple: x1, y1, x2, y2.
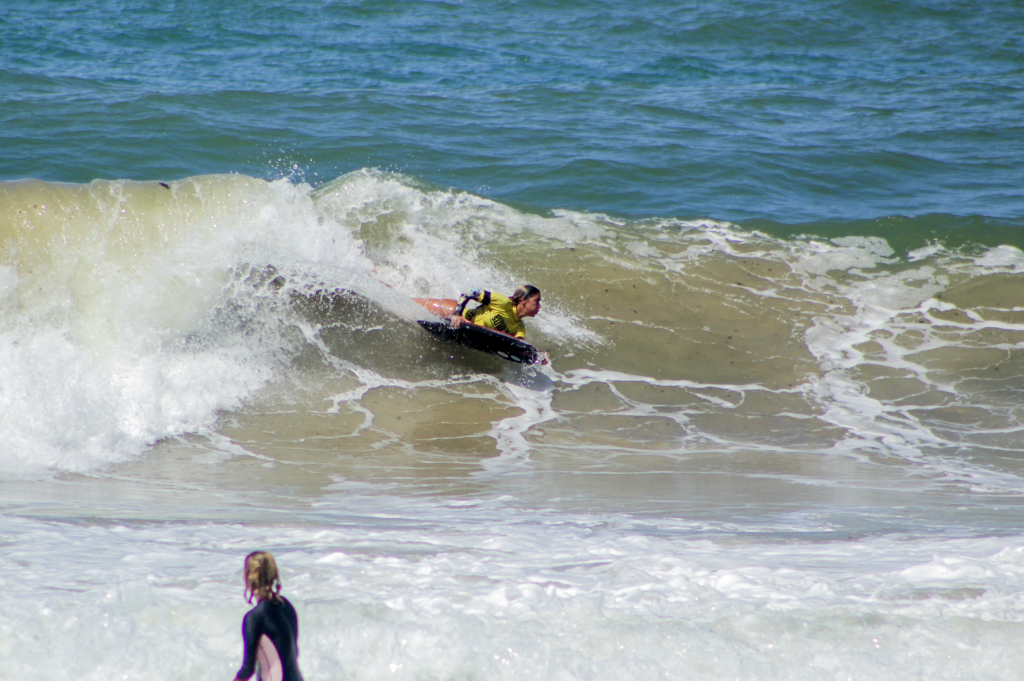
(418, 319, 541, 365)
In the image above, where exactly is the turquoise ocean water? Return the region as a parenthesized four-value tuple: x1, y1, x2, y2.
(3, 2, 1024, 679)
(6, 0, 1024, 223)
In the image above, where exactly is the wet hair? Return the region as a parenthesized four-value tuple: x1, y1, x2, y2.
(510, 284, 541, 304)
(244, 551, 282, 603)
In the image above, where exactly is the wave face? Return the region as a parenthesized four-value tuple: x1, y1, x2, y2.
(3, 171, 1024, 497)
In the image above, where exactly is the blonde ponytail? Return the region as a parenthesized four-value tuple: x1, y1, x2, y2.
(244, 551, 282, 603)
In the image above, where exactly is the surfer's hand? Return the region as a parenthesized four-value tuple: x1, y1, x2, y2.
(540, 352, 550, 366)
(451, 315, 464, 328)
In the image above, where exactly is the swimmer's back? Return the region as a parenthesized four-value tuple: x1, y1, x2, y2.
(236, 597, 303, 681)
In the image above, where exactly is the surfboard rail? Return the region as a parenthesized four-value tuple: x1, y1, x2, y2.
(418, 319, 541, 364)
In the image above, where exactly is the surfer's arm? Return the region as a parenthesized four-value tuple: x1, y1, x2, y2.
(287, 598, 300, 659)
(234, 612, 260, 681)
(448, 291, 481, 329)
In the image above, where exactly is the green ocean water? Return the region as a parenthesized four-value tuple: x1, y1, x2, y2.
(3, 0, 1023, 223)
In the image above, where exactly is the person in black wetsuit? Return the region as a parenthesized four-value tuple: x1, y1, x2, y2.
(233, 551, 304, 681)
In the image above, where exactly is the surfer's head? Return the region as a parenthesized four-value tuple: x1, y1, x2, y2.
(511, 284, 542, 318)
(243, 550, 282, 603)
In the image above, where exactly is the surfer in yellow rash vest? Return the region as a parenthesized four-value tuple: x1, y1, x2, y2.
(413, 285, 548, 364)
(415, 285, 542, 339)
(454, 285, 541, 338)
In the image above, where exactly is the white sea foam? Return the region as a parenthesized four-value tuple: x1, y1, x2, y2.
(975, 244, 1024, 270)
(0, 177, 373, 476)
(792, 236, 1024, 491)
(2, 498, 1024, 681)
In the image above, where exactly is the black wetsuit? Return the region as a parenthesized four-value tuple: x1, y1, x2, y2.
(236, 596, 304, 681)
